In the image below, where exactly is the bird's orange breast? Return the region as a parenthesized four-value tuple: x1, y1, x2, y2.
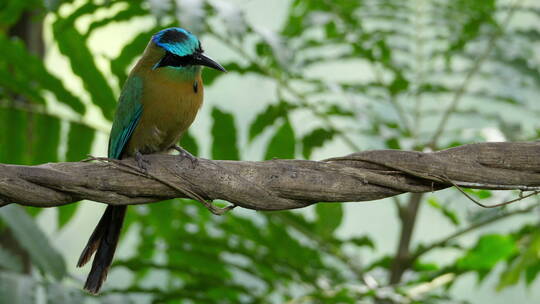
(125, 69, 203, 155)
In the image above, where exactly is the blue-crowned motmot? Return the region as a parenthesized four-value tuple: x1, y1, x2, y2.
(77, 27, 226, 294)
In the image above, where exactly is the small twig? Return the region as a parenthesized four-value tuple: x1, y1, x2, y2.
(442, 175, 540, 208)
(412, 203, 539, 260)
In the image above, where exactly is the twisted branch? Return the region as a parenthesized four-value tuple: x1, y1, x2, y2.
(1, 142, 540, 210)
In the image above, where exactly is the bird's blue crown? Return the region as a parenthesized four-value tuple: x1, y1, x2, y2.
(152, 27, 201, 56)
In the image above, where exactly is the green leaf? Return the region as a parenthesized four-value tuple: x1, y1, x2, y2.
(324, 104, 355, 117)
(249, 101, 295, 142)
(348, 236, 375, 250)
(0, 205, 66, 280)
(65, 123, 94, 162)
(413, 260, 439, 272)
(526, 261, 540, 286)
(388, 72, 409, 95)
(498, 231, 540, 290)
(302, 128, 336, 159)
(30, 114, 61, 165)
(57, 204, 78, 229)
(0, 272, 36, 304)
(427, 197, 460, 226)
(0, 34, 85, 114)
(0, 110, 61, 166)
(53, 17, 116, 120)
(0, 107, 27, 164)
(264, 119, 295, 159)
(211, 107, 239, 160)
(315, 203, 343, 238)
(463, 189, 492, 199)
(385, 137, 401, 150)
(457, 234, 516, 273)
(0, 1, 38, 28)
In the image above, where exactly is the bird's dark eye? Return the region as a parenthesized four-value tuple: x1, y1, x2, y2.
(155, 51, 193, 68)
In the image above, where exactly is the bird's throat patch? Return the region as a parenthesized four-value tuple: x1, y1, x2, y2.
(193, 80, 198, 93)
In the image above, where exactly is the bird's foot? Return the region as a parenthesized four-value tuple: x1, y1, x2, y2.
(135, 151, 150, 173)
(172, 145, 198, 168)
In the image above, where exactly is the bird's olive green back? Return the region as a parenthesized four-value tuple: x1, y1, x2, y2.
(108, 75, 143, 159)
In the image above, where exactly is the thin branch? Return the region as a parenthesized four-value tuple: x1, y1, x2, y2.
(411, 203, 539, 260)
(389, 193, 423, 284)
(443, 176, 540, 208)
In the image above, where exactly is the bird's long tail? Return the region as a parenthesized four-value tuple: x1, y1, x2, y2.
(77, 205, 127, 294)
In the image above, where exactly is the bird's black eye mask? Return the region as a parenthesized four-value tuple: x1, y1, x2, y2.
(153, 42, 226, 72)
(154, 52, 194, 69)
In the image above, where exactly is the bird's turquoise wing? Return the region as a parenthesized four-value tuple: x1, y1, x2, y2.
(108, 75, 144, 159)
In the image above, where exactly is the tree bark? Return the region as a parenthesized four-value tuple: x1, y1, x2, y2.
(1, 142, 539, 210)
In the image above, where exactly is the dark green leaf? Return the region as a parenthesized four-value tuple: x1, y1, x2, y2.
(388, 72, 409, 95)
(385, 137, 401, 150)
(315, 203, 343, 238)
(30, 114, 61, 165)
(249, 101, 295, 142)
(0, 107, 27, 164)
(53, 17, 116, 120)
(211, 107, 239, 160)
(264, 119, 295, 159)
(348, 236, 375, 250)
(57, 204, 78, 229)
(0, 34, 85, 114)
(0, 1, 38, 28)
(65, 123, 94, 162)
(302, 128, 336, 159)
(324, 104, 355, 117)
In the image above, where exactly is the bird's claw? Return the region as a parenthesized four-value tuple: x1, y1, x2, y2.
(135, 151, 150, 173)
(172, 145, 198, 168)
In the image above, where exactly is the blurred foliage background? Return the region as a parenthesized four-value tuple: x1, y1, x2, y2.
(1, 0, 540, 303)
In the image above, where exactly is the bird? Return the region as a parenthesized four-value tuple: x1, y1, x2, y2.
(76, 27, 226, 294)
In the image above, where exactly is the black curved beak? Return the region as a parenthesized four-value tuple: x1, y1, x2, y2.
(193, 53, 226, 72)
